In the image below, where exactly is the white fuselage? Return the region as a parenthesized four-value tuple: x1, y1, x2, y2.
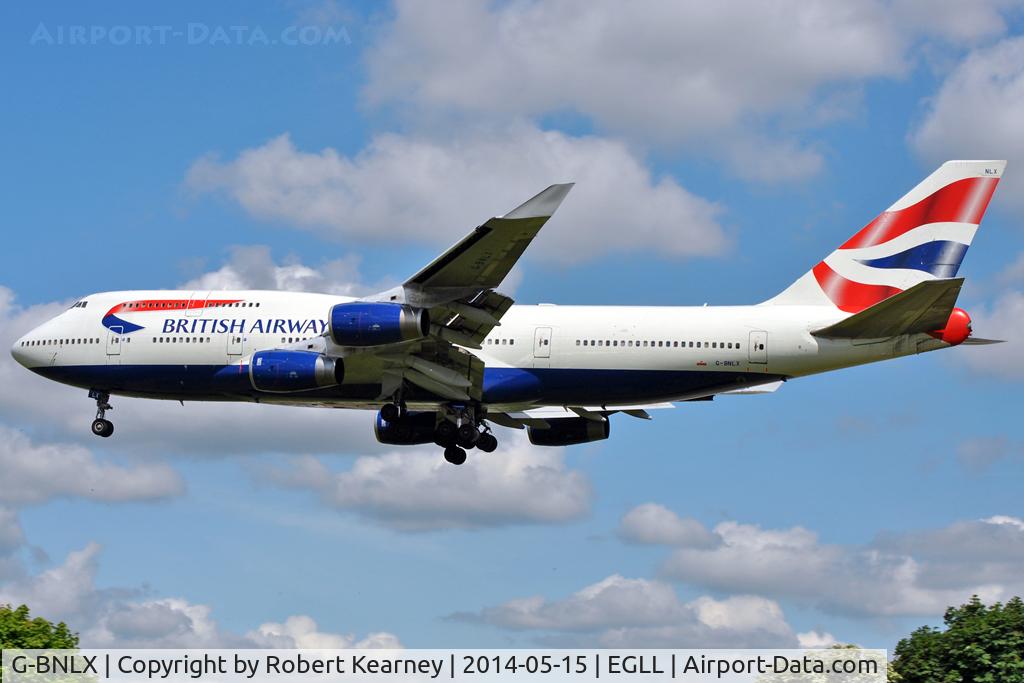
(10, 289, 950, 411)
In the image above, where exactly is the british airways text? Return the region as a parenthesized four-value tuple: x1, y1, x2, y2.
(161, 318, 328, 335)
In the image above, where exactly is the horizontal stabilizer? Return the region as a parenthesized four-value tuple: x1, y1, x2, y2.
(962, 337, 1005, 345)
(812, 278, 963, 340)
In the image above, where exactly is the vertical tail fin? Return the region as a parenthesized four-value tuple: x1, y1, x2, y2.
(766, 160, 1005, 311)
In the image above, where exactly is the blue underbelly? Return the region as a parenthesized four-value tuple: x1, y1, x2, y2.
(32, 364, 779, 405)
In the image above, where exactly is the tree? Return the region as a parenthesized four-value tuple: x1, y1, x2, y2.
(0, 604, 78, 649)
(891, 595, 1024, 682)
(0, 604, 78, 682)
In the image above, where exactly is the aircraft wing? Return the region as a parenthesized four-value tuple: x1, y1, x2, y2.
(343, 184, 572, 402)
(363, 183, 573, 347)
(405, 183, 574, 296)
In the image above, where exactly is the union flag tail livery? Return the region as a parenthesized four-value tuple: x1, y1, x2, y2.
(768, 160, 1005, 312)
(10, 163, 1009, 465)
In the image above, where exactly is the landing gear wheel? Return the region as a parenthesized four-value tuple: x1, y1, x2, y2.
(456, 423, 479, 448)
(443, 445, 467, 465)
(380, 403, 401, 422)
(91, 418, 114, 438)
(434, 420, 457, 447)
(477, 432, 498, 453)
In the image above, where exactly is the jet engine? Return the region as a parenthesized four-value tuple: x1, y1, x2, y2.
(528, 417, 610, 446)
(374, 410, 438, 445)
(249, 350, 342, 392)
(932, 307, 972, 346)
(329, 302, 429, 347)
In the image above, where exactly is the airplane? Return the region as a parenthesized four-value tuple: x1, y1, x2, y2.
(10, 160, 1006, 465)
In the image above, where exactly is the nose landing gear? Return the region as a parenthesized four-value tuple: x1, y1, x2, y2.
(89, 389, 114, 438)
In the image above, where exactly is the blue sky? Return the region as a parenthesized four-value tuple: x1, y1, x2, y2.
(3, 0, 1024, 651)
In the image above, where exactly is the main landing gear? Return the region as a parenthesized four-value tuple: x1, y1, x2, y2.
(89, 389, 114, 438)
(435, 405, 498, 465)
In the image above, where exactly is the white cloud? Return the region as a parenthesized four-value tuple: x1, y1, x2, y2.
(0, 426, 183, 506)
(660, 517, 1021, 617)
(463, 575, 688, 631)
(911, 36, 1024, 213)
(453, 574, 798, 648)
(618, 503, 719, 548)
(0, 541, 401, 648)
(247, 615, 402, 649)
(0, 507, 24, 553)
(0, 543, 107, 624)
(986, 515, 1024, 530)
(797, 630, 838, 648)
(265, 432, 591, 531)
(956, 436, 1022, 472)
(89, 598, 227, 648)
(872, 515, 1024, 589)
(182, 245, 371, 296)
(185, 127, 728, 264)
(364, 0, 1011, 177)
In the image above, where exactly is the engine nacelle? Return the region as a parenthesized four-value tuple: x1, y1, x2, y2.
(528, 417, 610, 446)
(374, 410, 438, 445)
(932, 307, 972, 346)
(329, 302, 429, 347)
(249, 350, 342, 393)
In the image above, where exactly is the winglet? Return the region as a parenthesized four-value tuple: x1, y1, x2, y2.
(502, 183, 574, 220)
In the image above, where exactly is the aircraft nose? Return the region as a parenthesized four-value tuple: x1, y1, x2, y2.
(10, 336, 29, 367)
